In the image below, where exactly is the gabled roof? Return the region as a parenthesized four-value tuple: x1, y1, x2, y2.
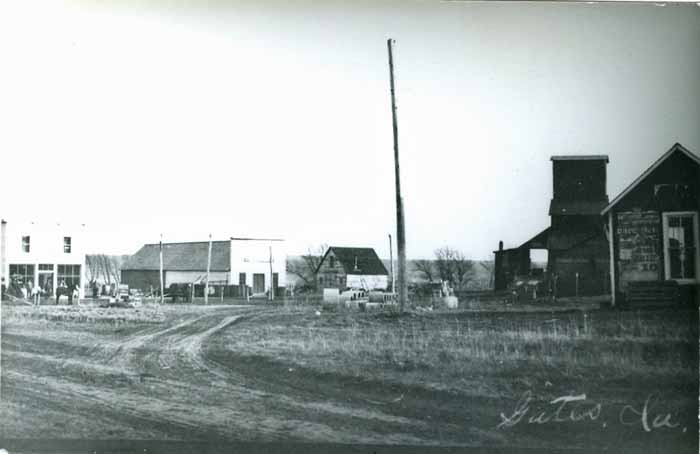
(317, 246, 389, 276)
(551, 155, 609, 162)
(122, 241, 231, 271)
(601, 143, 700, 215)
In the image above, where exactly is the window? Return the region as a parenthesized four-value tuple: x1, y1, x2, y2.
(329, 256, 336, 268)
(63, 237, 71, 253)
(9, 264, 35, 287)
(663, 212, 699, 283)
(22, 236, 30, 253)
(57, 264, 81, 288)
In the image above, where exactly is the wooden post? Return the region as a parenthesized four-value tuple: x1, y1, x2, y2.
(205, 234, 212, 305)
(389, 234, 395, 293)
(269, 246, 275, 301)
(221, 284, 224, 303)
(387, 38, 407, 312)
(159, 234, 164, 304)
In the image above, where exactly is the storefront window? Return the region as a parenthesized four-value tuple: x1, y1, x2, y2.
(8, 264, 35, 296)
(57, 264, 81, 288)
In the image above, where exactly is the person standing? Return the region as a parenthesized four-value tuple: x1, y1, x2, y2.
(31, 281, 41, 306)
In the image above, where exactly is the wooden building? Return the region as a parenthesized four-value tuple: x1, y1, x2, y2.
(494, 155, 610, 297)
(602, 143, 700, 307)
(316, 246, 389, 291)
(0, 219, 87, 300)
(121, 237, 286, 296)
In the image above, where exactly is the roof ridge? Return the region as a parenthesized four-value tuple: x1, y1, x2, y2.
(601, 143, 699, 215)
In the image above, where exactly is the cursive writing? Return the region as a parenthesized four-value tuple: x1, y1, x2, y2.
(619, 395, 680, 432)
(498, 391, 683, 433)
(498, 391, 601, 429)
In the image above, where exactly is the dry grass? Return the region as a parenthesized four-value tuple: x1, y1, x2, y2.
(222, 307, 698, 394)
(2, 303, 184, 325)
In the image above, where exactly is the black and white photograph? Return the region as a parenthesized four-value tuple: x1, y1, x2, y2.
(0, 1, 698, 453)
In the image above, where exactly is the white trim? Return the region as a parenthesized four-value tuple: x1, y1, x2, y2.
(601, 144, 700, 215)
(662, 211, 700, 285)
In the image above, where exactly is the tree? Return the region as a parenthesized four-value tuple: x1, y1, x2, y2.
(285, 244, 327, 292)
(412, 259, 436, 283)
(85, 254, 125, 285)
(434, 246, 474, 291)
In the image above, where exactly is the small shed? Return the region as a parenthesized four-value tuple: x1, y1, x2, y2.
(316, 246, 389, 291)
(602, 143, 700, 307)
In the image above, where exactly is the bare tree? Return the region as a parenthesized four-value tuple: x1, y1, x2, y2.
(412, 259, 436, 283)
(85, 254, 124, 285)
(285, 244, 327, 292)
(434, 246, 474, 291)
(480, 261, 495, 289)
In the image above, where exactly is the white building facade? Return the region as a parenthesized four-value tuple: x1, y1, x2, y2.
(0, 219, 87, 299)
(230, 237, 286, 295)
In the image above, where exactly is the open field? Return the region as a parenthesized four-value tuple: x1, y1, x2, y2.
(0, 301, 697, 452)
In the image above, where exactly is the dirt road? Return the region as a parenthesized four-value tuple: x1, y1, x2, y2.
(1, 306, 454, 444)
(1, 305, 696, 451)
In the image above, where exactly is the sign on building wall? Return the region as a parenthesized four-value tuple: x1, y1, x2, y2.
(617, 211, 661, 288)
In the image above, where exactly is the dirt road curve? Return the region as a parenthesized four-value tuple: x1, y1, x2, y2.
(2, 306, 489, 445)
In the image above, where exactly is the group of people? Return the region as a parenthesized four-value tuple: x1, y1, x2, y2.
(3, 277, 79, 305)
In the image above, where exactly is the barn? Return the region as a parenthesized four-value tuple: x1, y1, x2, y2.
(316, 246, 389, 291)
(602, 143, 700, 307)
(121, 237, 286, 296)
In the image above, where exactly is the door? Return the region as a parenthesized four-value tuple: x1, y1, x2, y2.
(663, 212, 700, 283)
(38, 272, 54, 296)
(253, 273, 265, 294)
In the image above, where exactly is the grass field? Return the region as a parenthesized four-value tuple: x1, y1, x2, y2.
(1, 301, 697, 451)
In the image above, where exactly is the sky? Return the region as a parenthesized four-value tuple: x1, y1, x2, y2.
(1, 0, 699, 260)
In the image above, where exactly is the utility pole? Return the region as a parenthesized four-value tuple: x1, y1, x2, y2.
(389, 234, 395, 293)
(205, 234, 212, 305)
(159, 234, 164, 304)
(269, 246, 275, 302)
(387, 38, 407, 312)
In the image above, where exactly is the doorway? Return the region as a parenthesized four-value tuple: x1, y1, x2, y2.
(253, 273, 265, 294)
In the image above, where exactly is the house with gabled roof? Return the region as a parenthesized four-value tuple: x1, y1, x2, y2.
(602, 143, 700, 307)
(121, 237, 286, 296)
(315, 246, 389, 291)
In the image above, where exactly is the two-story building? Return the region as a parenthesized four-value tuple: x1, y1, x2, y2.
(315, 246, 389, 291)
(0, 219, 87, 299)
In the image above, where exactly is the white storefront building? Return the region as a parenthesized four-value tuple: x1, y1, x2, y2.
(1, 219, 87, 300)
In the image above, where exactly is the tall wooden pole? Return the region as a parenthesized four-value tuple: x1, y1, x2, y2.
(205, 234, 212, 305)
(269, 246, 275, 301)
(388, 38, 407, 311)
(159, 234, 164, 304)
(389, 233, 395, 293)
